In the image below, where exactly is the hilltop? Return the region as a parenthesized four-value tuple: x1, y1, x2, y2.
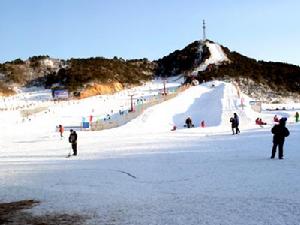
(156, 40, 300, 101)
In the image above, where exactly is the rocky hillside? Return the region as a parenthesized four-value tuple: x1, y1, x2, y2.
(0, 56, 64, 96)
(48, 57, 155, 92)
(0, 56, 155, 96)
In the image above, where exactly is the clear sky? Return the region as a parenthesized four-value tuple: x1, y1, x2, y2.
(0, 0, 299, 65)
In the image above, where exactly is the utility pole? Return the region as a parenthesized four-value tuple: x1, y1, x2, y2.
(163, 79, 167, 95)
(129, 94, 134, 112)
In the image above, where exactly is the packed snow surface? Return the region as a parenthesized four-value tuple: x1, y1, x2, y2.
(1, 80, 300, 225)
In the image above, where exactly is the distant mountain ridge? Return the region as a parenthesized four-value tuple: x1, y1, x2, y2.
(1, 40, 300, 99)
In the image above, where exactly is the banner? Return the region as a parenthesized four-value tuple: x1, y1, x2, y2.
(53, 90, 69, 99)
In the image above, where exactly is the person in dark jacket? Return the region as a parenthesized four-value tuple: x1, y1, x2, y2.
(233, 113, 240, 134)
(230, 117, 236, 135)
(271, 117, 289, 159)
(68, 129, 78, 156)
(185, 117, 193, 128)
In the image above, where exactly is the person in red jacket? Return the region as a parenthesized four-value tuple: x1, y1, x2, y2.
(58, 124, 64, 138)
(200, 120, 205, 128)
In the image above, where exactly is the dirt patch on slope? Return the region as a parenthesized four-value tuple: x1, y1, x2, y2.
(0, 200, 88, 225)
(80, 82, 124, 98)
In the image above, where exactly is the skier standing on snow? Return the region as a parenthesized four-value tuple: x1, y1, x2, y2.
(233, 113, 240, 134)
(68, 129, 78, 156)
(295, 112, 299, 122)
(271, 117, 289, 159)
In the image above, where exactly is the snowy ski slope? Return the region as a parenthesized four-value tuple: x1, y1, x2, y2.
(0, 80, 300, 225)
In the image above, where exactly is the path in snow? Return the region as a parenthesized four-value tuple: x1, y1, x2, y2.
(193, 42, 229, 73)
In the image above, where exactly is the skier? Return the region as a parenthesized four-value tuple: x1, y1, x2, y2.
(233, 113, 240, 134)
(271, 117, 290, 159)
(68, 129, 78, 156)
(295, 112, 299, 122)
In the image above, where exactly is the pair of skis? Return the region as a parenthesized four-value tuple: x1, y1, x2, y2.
(66, 149, 76, 158)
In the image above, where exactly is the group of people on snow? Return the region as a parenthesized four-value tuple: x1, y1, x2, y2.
(255, 118, 267, 126)
(231, 113, 290, 159)
(182, 117, 205, 129)
(58, 108, 294, 160)
(57, 124, 78, 156)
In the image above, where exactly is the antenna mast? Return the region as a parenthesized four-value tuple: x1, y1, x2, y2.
(202, 20, 206, 42)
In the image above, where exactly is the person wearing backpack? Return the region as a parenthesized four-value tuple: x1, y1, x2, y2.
(271, 117, 289, 159)
(68, 129, 78, 156)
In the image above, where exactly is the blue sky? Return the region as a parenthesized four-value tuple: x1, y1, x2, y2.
(0, 0, 299, 65)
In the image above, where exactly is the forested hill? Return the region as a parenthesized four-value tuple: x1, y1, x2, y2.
(45, 57, 155, 91)
(1, 40, 300, 96)
(154, 41, 210, 76)
(0, 56, 155, 96)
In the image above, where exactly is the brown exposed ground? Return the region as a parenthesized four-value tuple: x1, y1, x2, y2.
(0, 200, 88, 225)
(79, 82, 124, 99)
